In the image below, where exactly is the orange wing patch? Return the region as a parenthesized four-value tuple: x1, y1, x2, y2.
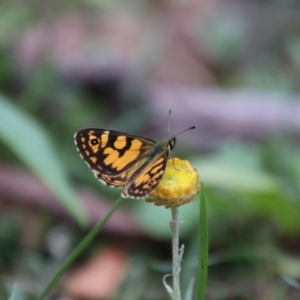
(103, 138, 143, 171)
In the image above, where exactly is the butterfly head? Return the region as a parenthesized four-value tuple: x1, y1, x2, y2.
(168, 137, 176, 151)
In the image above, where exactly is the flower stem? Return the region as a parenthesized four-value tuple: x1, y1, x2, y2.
(170, 207, 183, 300)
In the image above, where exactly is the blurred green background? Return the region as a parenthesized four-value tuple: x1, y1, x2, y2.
(1, 0, 300, 299)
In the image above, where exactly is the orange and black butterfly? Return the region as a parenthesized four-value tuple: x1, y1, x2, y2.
(74, 125, 196, 199)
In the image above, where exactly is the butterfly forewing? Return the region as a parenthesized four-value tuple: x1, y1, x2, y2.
(74, 128, 156, 188)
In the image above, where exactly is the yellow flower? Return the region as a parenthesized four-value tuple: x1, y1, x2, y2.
(146, 158, 201, 208)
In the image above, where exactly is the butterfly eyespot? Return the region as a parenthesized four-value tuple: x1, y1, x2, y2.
(91, 138, 99, 145)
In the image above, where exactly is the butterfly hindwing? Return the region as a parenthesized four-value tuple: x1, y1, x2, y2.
(122, 152, 168, 199)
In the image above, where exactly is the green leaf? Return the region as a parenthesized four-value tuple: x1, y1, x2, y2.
(195, 188, 208, 300)
(0, 94, 87, 225)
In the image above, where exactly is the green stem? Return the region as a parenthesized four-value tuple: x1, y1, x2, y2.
(37, 197, 123, 300)
(196, 189, 208, 300)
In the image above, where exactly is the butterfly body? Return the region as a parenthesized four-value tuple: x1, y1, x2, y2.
(74, 128, 176, 199)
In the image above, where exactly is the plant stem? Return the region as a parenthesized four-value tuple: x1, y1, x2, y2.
(171, 207, 183, 300)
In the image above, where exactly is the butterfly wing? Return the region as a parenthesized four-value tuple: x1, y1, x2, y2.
(74, 128, 155, 187)
(122, 152, 169, 199)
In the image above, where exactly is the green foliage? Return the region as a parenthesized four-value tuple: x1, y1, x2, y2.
(193, 140, 300, 233)
(0, 95, 87, 225)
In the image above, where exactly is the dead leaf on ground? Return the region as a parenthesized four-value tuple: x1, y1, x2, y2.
(63, 245, 128, 299)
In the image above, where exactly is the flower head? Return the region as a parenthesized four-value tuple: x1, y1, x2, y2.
(146, 158, 201, 208)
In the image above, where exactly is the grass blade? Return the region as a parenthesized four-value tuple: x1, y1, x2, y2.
(195, 188, 208, 300)
(37, 196, 123, 299)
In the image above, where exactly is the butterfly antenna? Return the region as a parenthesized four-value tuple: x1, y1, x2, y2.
(168, 109, 172, 138)
(174, 125, 197, 137)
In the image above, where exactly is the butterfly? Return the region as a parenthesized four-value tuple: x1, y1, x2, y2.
(74, 126, 196, 199)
